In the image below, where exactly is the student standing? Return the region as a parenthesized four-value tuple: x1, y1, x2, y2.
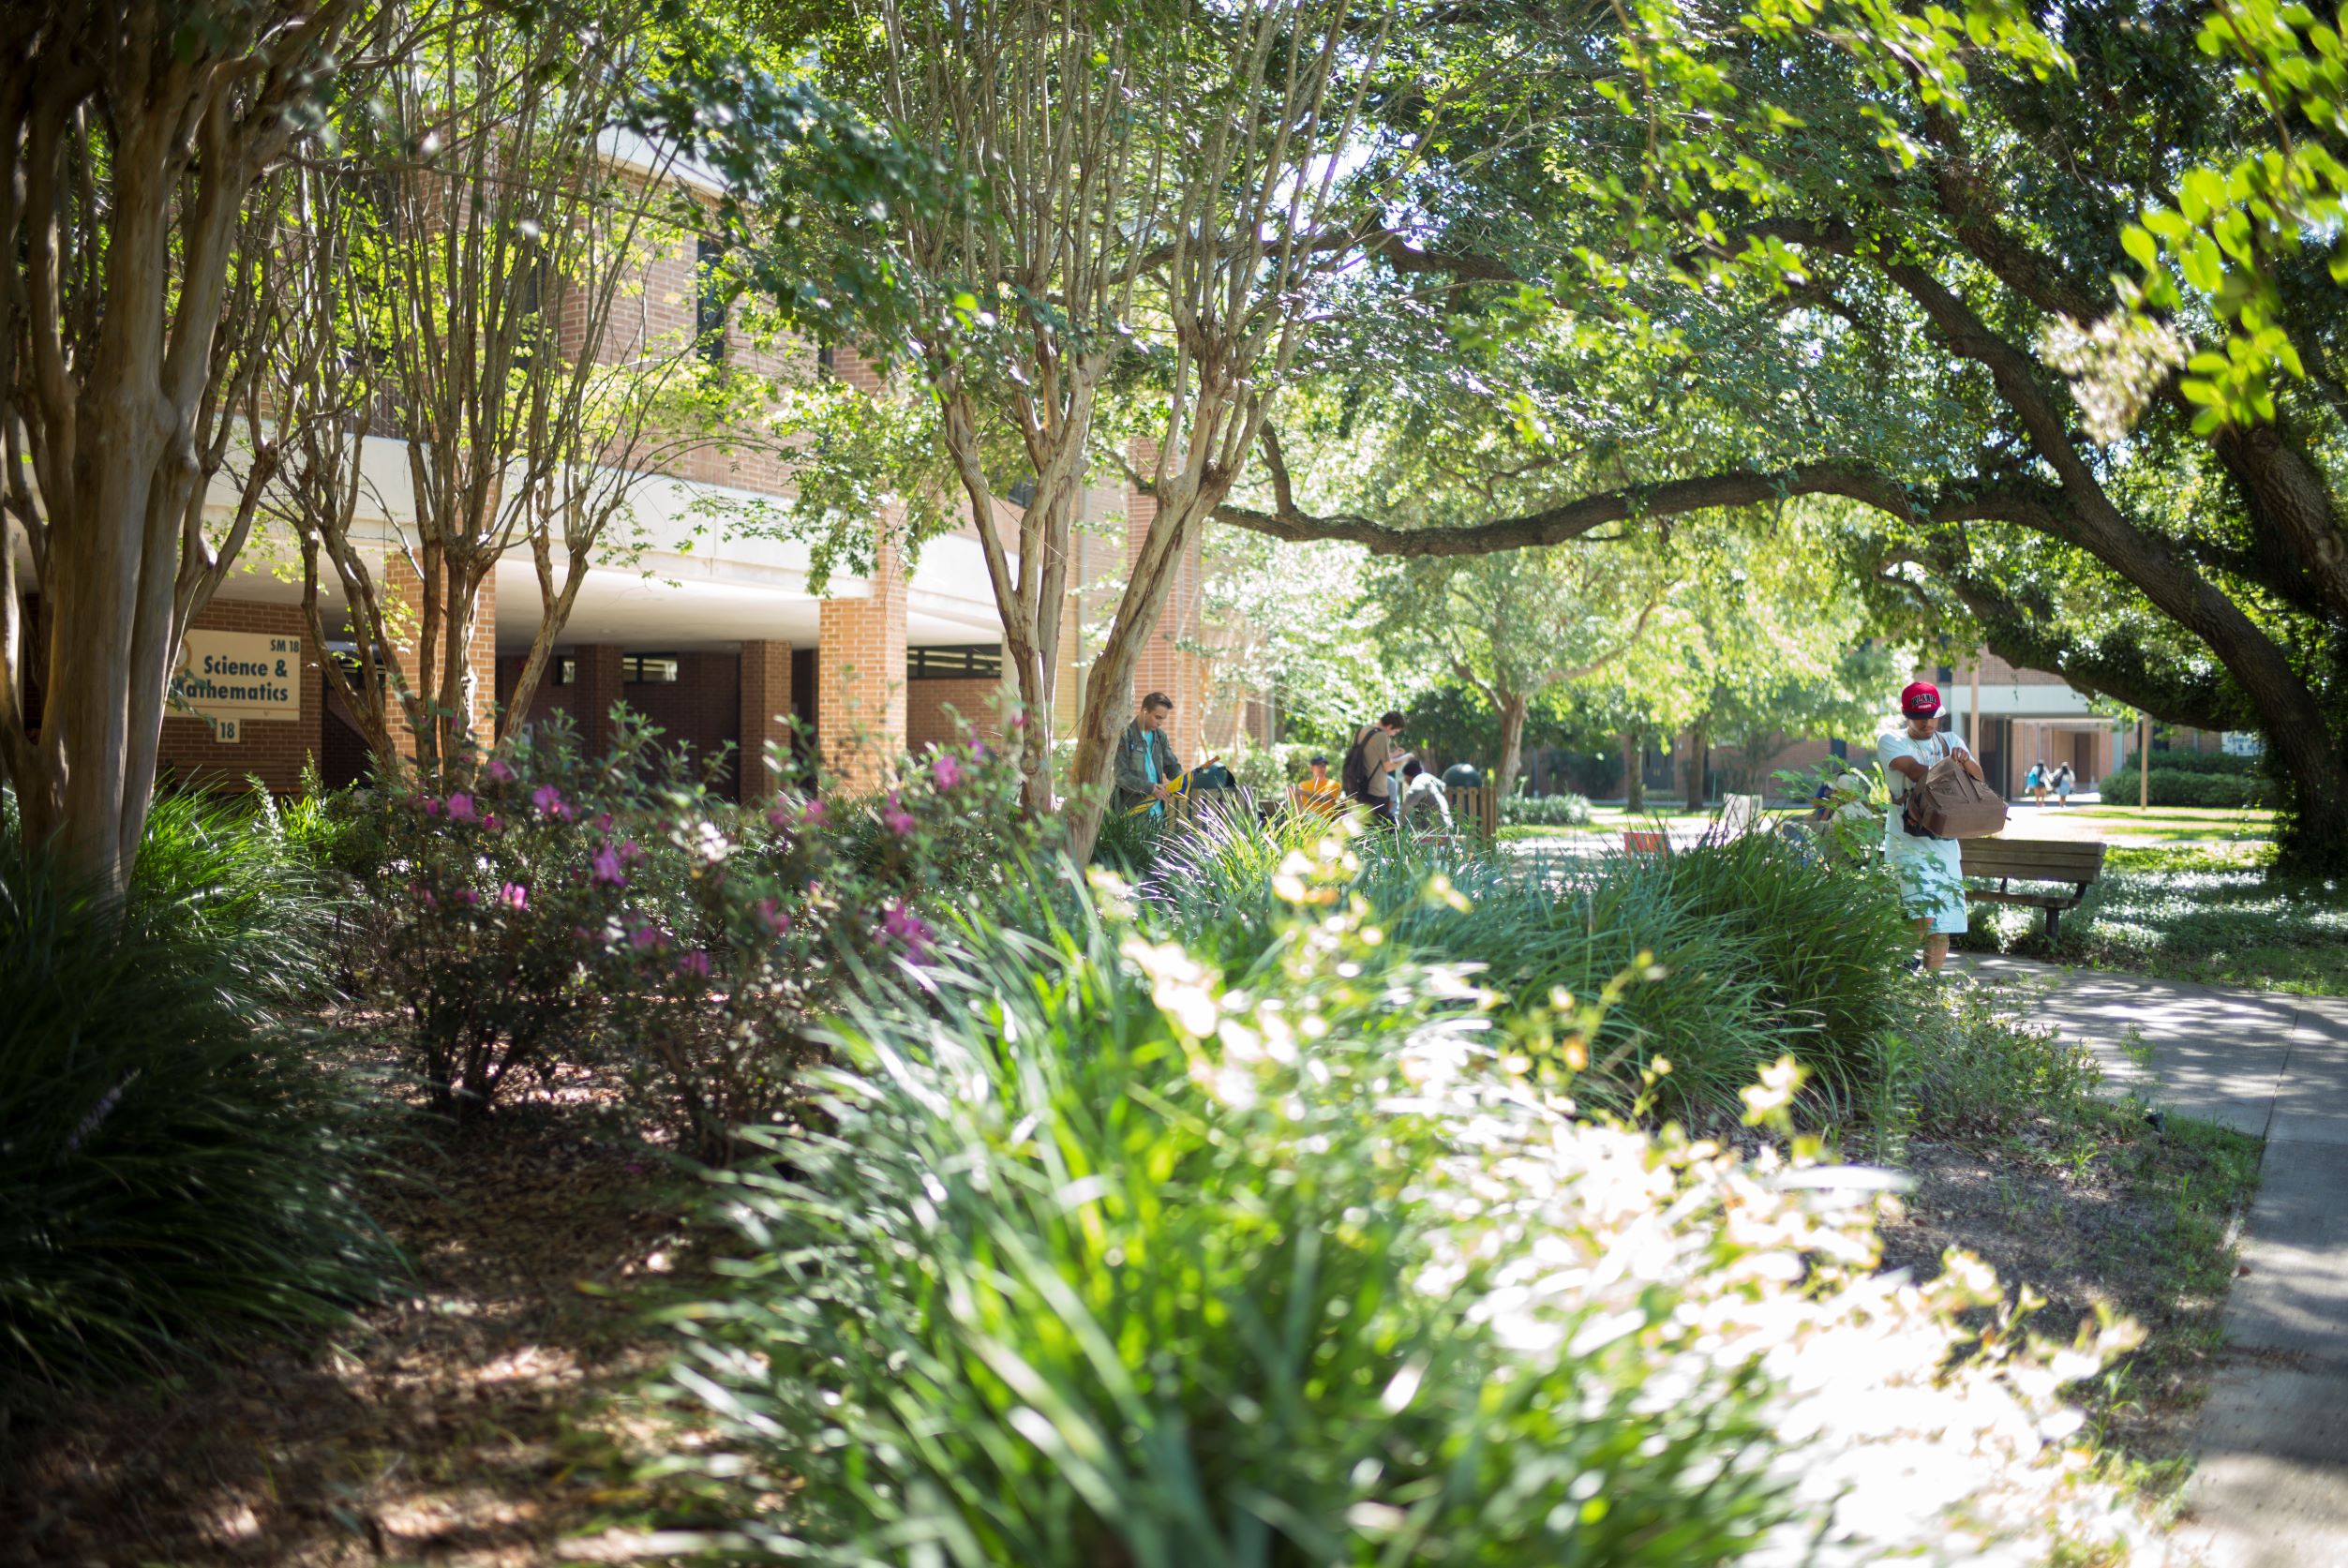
(1114, 693, 1186, 819)
(1343, 710, 1410, 827)
(1877, 681, 1983, 974)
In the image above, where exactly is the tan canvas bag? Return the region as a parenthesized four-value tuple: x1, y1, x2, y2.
(1900, 736, 2008, 839)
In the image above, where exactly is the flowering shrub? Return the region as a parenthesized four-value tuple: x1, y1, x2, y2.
(663, 834, 2173, 1564)
(377, 715, 1029, 1157)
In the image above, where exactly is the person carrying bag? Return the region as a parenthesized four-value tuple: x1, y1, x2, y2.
(1878, 681, 1998, 974)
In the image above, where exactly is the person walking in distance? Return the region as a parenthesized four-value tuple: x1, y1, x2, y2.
(2054, 761, 2075, 806)
(1341, 710, 1411, 828)
(2026, 759, 2046, 807)
(1877, 681, 1984, 974)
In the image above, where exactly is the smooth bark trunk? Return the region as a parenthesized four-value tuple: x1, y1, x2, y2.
(1493, 690, 1529, 802)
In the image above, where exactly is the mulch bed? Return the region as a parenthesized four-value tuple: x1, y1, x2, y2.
(1878, 1115, 2255, 1475)
(0, 1060, 710, 1568)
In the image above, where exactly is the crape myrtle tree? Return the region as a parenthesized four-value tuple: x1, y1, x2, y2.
(1, 0, 376, 896)
(264, 0, 735, 785)
(1202, 0, 2348, 872)
(802, 0, 1171, 818)
(743, 0, 1402, 856)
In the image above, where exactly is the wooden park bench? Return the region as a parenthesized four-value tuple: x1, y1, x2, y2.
(1959, 836, 2107, 940)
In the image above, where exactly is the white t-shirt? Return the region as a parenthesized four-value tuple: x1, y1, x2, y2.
(1877, 728, 1970, 799)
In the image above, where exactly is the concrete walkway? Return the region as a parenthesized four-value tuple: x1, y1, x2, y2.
(1961, 957, 2348, 1567)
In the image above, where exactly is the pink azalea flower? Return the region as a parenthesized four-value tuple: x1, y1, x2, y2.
(499, 882, 528, 911)
(621, 838, 644, 864)
(755, 896, 791, 935)
(532, 784, 572, 819)
(452, 888, 477, 907)
(880, 899, 934, 960)
(1009, 710, 1027, 729)
(932, 754, 963, 791)
(591, 844, 626, 887)
(485, 758, 516, 784)
(970, 739, 988, 760)
(420, 796, 442, 818)
(629, 922, 666, 952)
(881, 793, 916, 837)
(676, 949, 711, 978)
(482, 814, 501, 833)
(444, 792, 477, 824)
(800, 799, 828, 828)
(593, 811, 614, 831)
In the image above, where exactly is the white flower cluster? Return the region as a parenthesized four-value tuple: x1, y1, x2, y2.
(1118, 833, 2176, 1567)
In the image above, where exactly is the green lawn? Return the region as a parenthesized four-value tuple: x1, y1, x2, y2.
(1963, 843, 2348, 997)
(2012, 803, 2276, 848)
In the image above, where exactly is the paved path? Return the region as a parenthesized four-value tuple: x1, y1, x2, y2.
(1961, 957, 2348, 1567)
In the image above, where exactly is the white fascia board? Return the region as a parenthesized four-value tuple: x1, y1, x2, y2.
(597, 126, 727, 200)
(1953, 683, 2103, 719)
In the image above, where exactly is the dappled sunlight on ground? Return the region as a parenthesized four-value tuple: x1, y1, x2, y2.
(0, 1024, 708, 1568)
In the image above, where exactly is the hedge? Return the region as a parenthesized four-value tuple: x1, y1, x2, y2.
(2091, 765, 2269, 808)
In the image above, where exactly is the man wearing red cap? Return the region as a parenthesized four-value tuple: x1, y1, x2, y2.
(1877, 680, 1986, 973)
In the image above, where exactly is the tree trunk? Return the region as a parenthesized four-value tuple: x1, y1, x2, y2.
(1066, 455, 1237, 861)
(1684, 721, 1708, 812)
(1623, 725, 1646, 813)
(1493, 690, 1530, 800)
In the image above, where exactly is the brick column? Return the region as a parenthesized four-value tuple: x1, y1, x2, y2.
(738, 639, 795, 802)
(817, 533, 907, 794)
(382, 556, 498, 756)
(571, 644, 625, 754)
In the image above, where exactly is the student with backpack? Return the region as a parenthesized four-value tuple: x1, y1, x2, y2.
(1341, 710, 1411, 827)
(1877, 681, 1987, 974)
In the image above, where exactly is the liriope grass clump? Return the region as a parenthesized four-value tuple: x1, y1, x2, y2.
(0, 795, 396, 1413)
(660, 843, 2168, 1566)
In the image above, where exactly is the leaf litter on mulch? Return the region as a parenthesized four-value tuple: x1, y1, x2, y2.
(1, 1030, 729, 1567)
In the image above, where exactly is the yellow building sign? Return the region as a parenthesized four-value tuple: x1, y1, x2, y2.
(171, 632, 303, 722)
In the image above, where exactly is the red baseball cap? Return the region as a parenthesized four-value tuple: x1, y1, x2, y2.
(1900, 680, 1942, 718)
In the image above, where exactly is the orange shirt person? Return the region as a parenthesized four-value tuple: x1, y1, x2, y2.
(1292, 754, 1343, 815)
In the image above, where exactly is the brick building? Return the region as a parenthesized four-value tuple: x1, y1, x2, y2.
(1654, 648, 2246, 805)
(118, 159, 1248, 802)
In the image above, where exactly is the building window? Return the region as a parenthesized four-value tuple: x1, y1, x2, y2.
(622, 654, 680, 684)
(1006, 476, 1038, 508)
(907, 644, 1003, 680)
(816, 344, 835, 377)
(554, 656, 576, 686)
(695, 234, 727, 366)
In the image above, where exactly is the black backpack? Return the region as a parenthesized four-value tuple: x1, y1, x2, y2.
(1340, 725, 1376, 797)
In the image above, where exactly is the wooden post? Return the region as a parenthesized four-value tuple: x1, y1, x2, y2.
(2139, 714, 2150, 810)
(1968, 655, 1982, 751)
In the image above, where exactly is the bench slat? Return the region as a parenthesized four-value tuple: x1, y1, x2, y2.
(1959, 840, 2106, 881)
